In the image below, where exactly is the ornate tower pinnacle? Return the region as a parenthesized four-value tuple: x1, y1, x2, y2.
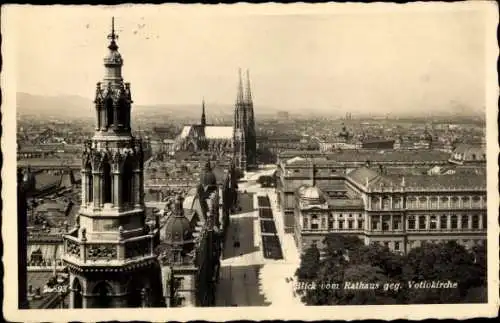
(107, 17, 119, 51)
(201, 97, 206, 127)
(94, 17, 133, 134)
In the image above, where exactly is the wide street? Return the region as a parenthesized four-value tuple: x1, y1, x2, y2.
(215, 167, 304, 307)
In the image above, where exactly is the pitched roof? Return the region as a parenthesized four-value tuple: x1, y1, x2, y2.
(280, 149, 450, 163)
(204, 126, 233, 139)
(384, 174, 486, 190)
(347, 167, 380, 186)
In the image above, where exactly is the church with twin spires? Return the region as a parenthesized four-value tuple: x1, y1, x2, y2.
(174, 69, 257, 171)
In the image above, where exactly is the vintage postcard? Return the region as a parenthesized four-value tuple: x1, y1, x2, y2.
(2, 2, 498, 321)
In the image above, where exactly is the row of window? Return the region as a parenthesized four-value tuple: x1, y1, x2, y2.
(308, 213, 362, 219)
(303, 217, 364, 230)
(371, 195, 486, 210)
(370, 214, 485, 231)
(407, 214, 485, 231)
(302, 214, 486, 232)
(83, 168, 134, 205)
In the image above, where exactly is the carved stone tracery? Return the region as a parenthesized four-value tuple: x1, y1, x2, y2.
(87, 244, 117, 260)
(67, 240, 80, 257)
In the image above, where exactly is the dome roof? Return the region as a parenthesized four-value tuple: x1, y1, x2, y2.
(200, 161, 217, 186)
(298, 185, 325, 205)
(164, 195, 192, 244)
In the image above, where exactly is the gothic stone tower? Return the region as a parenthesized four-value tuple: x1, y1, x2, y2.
(63, 18, 162, 308)
(232, 68, 257, 171)
(244, 69, 257, 168)
(233, 69, 247, 171)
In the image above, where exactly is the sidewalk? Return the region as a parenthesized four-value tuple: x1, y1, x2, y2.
(233, 169, 304, 306)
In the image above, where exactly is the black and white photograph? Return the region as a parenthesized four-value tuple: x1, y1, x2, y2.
(2, 2, 498, 321)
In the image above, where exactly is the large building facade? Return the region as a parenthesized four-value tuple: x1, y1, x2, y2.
(276, 149, 455, 232)
(62, 19, 163, 308)
(174, 69, 257, 171)
(290, 164, 487, 255)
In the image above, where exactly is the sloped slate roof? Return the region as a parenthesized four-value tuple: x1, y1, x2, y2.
(205, 126, 233, 139)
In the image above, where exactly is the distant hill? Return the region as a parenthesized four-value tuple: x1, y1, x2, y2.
(16, 92, 280, 120)
(134, 103, 235, 118)
(17, 92, 482, 120)
(16, 92, 94, 119)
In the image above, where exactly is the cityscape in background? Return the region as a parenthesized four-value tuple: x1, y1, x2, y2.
(16, 14, 488, 309)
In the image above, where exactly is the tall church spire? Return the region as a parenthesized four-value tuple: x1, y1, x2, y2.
(201, 97, 206, 127)
(236, 68, 244, 105)
(245, 69, 253, 105)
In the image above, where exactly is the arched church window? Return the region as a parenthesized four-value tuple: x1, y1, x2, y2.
(115, 101, 122, 127)
(93, 282, 112, 308)
(105, 98, 114, 129)
(88, 171, 94, 203)
(122, 157, 134, 205)
(86, 160, 93, 203)
(103, 161, 112, 204)
(72, 278, 83, 309)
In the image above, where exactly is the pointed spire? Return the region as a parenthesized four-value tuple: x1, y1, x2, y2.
(236, 68, 244, 105)
(201, 97, 206, 127)
(107, 17, 119, 51)
(245, 69, 253, 104)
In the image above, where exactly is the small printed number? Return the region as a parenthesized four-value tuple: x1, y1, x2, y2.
(56, 285, 68, 293)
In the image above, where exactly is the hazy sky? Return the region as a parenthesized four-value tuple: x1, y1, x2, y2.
(6, 3, 493, 115)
